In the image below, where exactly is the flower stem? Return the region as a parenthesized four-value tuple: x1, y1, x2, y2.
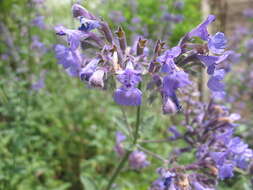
(105, 150, 131, 190)
(105, 83, 142, 190)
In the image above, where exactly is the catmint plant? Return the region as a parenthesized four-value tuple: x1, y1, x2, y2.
(53, 3, 253, 190)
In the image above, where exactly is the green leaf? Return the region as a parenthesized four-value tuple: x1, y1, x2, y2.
(80, 176, 98, 190)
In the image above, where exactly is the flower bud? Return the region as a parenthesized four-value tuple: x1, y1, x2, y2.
(72, 4, 96, 20)
(89, 69, 105, 88)
(163, 97, 177, 114)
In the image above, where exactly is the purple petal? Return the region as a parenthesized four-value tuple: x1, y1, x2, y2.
(114, 87, 142, 106)
(188, 15, 216, 40)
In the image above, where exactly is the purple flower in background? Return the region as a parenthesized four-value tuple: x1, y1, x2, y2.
(114, 62, 142, 106)
(31, 36, 47, 54)
(174, 1, 184, 10)
(157, 46, 181, 73)
(207, 69, 225, 92)
(1, 54, 9, 61)
(188, 15, 216, 40)
(31, 71, 46, 91)
(78, 17, 100, 32)
(109, 11, 126, 24)
(208, 32, 227, 54)
(245, 38, 253, 52)
(163, 13, 184, 23)
(114, 131, 126, 157)
(243, 8, 253, 18)
(32, 16, 46, 29)
(128, 150, 149, 170)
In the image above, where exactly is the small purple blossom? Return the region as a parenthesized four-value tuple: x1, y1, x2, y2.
(157, 46, 181, 73)
(114, 131, 126, 157)
(207, 69, 225, 92)
(55, 25, 88, 51)
(32, 16, 46, 29)
(218, 163, 234, 180)
(128, 150, 149, 170)
(78, 17, 100, 32)
(114, 62, 142, 106)
(188, 15, 216, 40)
(208, 32, 227, 54)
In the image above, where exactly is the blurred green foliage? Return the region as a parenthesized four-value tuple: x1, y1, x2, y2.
(0, 0, 252, 190)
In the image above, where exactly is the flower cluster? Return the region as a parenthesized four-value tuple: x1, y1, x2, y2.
(54, 4, 233, 111)
(149, 95, 253, 190)
(53, 4, 253, 190)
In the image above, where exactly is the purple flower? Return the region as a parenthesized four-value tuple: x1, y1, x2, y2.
(150, 178, 166, 190)
(243, 8, 253, 18)
(188, 15, 216, 40)
(197, 52, 231, 75)
(207, 69, 225, 92)
(128, 150, 149, 170)
(163, 13, 184, 23)
(55, 25, 88, 51)
(114, 131, 126, 157)
(78, 17, 100, 32)
(162, 71, 191, 111)
(218, 163, 234, 180)
(208, 32, 227, 54)
(114, 62, 142, 106)
(157, 46, 181, 73)
(31, 71, 46, 91)
(54, 44, 81, 77)
(31, 36, 46, 54)
(174, 1, 184, 10)
(210, 152, 227, 166)
(32, 16, 46, 29)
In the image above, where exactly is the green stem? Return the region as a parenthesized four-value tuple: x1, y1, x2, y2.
(105, 83, 142, 190)
(105, 150, 131, 190)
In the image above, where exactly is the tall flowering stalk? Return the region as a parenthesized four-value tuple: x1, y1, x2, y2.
(54, 3, 253, 190)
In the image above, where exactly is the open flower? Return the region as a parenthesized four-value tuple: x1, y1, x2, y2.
(188, 15, 216, 41)
(78, 17, 100, 32)
(114, 62, 142, 106)
(55, 25, 88, 51)
(208, 32, 227, 54)
(157, 46, 181, 73)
